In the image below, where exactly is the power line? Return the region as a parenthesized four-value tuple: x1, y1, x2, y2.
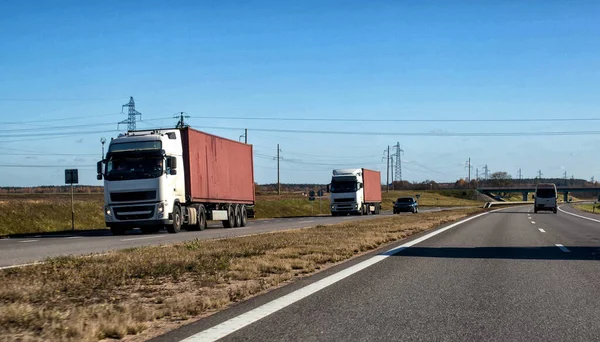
(186, 125, 600, 137)
(0, 113, 122, 125)
(191, 115, 600, 123)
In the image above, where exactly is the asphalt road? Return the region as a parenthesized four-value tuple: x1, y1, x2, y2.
(160, 204, 600, 342)
(0, 207, 452, 268)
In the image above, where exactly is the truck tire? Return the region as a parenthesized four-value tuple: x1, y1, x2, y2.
(222, 205, 235, 228)
(234, 204, 242, 228)
(167, 205, 182, 234)
(110, 226, 126, 236)
(198, 205, 207, 231)
(240, 205, 248, 227)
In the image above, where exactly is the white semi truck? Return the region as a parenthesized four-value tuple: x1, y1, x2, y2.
(329, 168, 382, 216)
(97, 127, 255, 235)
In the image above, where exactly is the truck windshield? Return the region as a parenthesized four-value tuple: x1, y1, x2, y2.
(330, 181, 358, 193)
(105, 156, 164, 181)
(109, 141, 162, 153)
(536, 189, 556, 198)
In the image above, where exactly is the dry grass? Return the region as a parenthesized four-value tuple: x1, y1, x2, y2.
(0, 208, 483, 341)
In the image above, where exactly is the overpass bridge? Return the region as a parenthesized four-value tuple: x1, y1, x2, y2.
(477, 186, 600, 202)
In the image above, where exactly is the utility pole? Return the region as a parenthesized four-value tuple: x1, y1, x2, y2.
(383, 146, 390, 192)
(563, 170, 568, 186)
(517, 168, 522, 184)
(390, 155, 395, 190)
(538, 169, 543, 181)
(175, 112, 190, 128)
(483, 164, 489, 180)
(465, 158, 472, 186)
(244, 128, 247, 144)
(274, 144, 282, 195)
(476, 168, 479, 181)
(592, 176, 595, 184)
(119, 96, 142, 131)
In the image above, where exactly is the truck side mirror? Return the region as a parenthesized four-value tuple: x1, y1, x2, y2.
(170, 157, 177, 170)
(96, 161, 103, 180)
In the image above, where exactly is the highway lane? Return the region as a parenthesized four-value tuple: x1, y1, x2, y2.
(0, 207, 454, 268)
(163, 204, 600, 342)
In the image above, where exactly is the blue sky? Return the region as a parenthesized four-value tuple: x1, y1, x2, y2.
(0, 1, 599, 186)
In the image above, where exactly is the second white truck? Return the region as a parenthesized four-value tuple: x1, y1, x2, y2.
(329, 168, 382, 216)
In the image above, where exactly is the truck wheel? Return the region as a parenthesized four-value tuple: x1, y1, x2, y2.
(240, 205, 248, 227)
(198, 205, 207, 231)
(222, 205, 235, 228)
(234, 205, 242, 227)
(553, 208, 557, 214)
(167, 205, 182, 234)
(110, 226, 126, 236)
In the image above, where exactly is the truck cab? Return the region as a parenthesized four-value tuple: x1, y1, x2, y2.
(99, 130, 184, 235)
(329, 168, 381, 216)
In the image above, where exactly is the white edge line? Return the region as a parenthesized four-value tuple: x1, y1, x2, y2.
(558, 205, 600, 223)
(120, 235, 166, 242)
(19, 240, 39, 243)
(0, 262, 41, 270)
(555, 244, 571, 253)
(538, 228, 546, 233)
(182, 209, 500, 342)
(531, 221, 536, 224)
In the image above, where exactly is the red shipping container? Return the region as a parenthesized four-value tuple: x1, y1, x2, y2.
(362, 168, 382, 203)
(181, 128, 255, 204)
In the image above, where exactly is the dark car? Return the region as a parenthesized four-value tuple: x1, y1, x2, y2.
(393, 197, 418, 214)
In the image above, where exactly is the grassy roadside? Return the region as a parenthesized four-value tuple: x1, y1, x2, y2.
(0, 208, 483, 341)
(574, 203, 599, 214)
(0, 191, 482, 236)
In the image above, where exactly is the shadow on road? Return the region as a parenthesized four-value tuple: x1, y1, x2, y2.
(386, 246, 600, 260)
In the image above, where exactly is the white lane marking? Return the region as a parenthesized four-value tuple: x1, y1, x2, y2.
(556, 244, 570, 253)
(538, 228, 546, 233)
(558, 206, 600, 223)
(182, 210, 494, 342)
(531, 221, 536, 224)
(65, 236, 83, 239)
(0, 262, 41, 270)
(297, 220, 314, 224)
(120, 235, 165, 242)
(19, 240, 39, 243)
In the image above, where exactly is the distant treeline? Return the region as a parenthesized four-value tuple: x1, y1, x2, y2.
(0, 186, 104, 194)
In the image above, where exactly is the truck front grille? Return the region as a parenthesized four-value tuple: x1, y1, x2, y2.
(334, 198, 355, 203)
(110, 191, 156, 202)
(114, 205, 155, 220)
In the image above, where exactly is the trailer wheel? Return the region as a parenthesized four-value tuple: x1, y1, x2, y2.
(234, 204, 242, 227)
(198, 205, 207, 231)
(222, 205, 235, 228)
(168, 205, 182, 234)
(240, 205, 248, 227)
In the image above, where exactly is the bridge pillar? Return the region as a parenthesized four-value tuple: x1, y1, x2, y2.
(564, 192, 569, 203)
(522, 192, 528, 201)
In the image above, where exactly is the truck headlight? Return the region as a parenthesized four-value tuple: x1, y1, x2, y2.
(104, 206, 111, 216)
(331, 205, 334, 209)
(354, 203, 359, 208)
(157, 203, 164, 214)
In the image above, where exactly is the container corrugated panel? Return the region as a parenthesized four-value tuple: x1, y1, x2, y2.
(181, 128, 255, 204)
(362, 168, 382, 203)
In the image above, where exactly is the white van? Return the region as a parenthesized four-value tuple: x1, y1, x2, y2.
(534, 183, 557, 214)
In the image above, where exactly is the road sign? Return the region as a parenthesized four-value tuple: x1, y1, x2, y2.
(317, 190, 324, 197)
(309, 190, 315, 201)
(64, 169, 78, 231)
(65, 169, 79, 184)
